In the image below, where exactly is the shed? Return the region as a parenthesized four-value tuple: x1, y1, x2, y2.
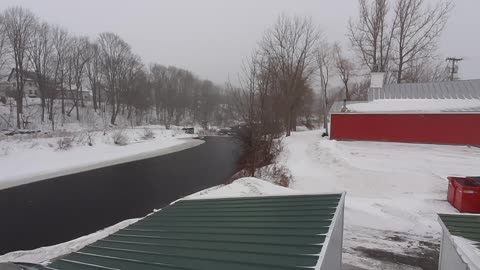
(438, 213, 480, 270)
(330, 79, 480, 145)
(47, 193, 345, 270)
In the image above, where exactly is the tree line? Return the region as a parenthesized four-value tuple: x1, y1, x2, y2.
(0, 6, 230, 130)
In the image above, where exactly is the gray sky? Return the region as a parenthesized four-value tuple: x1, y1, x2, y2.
(2, 0, 480, 84)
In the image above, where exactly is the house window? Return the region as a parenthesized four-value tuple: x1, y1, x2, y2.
(29, 90, 33, 94)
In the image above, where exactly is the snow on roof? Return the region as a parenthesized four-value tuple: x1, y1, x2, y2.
(342, 99, 480, 113)
(185, 177, 300, 199)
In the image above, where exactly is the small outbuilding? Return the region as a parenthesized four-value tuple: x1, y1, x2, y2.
(48, 193, 346, 270)
(438, 213, 480, 270)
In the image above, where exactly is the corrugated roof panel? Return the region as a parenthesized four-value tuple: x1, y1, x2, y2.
(48, 194, 344, 270)
(371, 79, 480, 100)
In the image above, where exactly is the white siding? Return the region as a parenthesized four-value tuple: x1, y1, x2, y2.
(318, 194, 345, 270)
(439, 229, 469, 270)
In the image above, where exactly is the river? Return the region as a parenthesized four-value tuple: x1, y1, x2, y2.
(0, 136, 240, 255)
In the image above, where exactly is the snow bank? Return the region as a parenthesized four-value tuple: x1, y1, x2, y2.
(185, 177, 299, 200)
(346, 99, 480, 113)
(0, 218, 140, 265)
(279, 130, 480, 269)
(0, 127, 203, 190)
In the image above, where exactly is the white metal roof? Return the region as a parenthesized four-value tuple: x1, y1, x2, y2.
(369, 79, 480, 100)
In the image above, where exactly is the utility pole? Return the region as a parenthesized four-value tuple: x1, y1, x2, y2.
(446, 57, 463, 81)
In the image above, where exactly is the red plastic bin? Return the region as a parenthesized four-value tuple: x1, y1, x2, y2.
(447, 177, 459, 205)
(449, 176, 480, 213)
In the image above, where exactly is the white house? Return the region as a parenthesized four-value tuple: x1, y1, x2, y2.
(5, 69, 93, 101)
(7, 69, 40, 98)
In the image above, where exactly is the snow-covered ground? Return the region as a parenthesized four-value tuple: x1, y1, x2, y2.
(0, 126, 202, 190)
(279, 130, 480, 269)
(185, 177, 299, 199)
(3, 130, 480, 269)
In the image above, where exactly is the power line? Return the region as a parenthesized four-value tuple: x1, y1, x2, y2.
(446, 57, 463, 81)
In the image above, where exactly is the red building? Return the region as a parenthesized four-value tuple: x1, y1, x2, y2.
(330, 77, 480, 145)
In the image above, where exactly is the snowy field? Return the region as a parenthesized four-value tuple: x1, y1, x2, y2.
(280, 130, 480, 269)
(2, 130, 480, 269)
(0, 126, 202, 190)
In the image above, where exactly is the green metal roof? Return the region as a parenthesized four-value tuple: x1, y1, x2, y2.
(47, 193, 344, 270)
(439, 213, 480, 250)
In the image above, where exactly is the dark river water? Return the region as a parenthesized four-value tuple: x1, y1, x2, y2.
(0, 136, 241, 255)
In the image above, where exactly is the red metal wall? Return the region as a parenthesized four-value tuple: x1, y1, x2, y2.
(330, 113, 480, 145)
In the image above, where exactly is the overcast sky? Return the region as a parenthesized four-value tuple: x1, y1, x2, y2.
(2, 0, 480, 84)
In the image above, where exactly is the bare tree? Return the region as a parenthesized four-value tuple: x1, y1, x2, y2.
(196, 80, 218, 130)
(65, 36, 90, 120)
(316, 42, 334, 135)
(85, 41, 101, 111)
(350, 79, 370, 101)
(401, 57, 449, 83)
(260, 15, 320, 136)
(2, 7, 37, 128)
(129, 69, 151, 125)
(28, 22, 53, 122)
(333, 43, 355, 101)
(149, 64, 167, 123)
(348, 0, 396, 73)
(392, 0, 452, 83)
(119, 53, 143, 120)
(232, 52, 283, 176)
(50, 26, 70, 126)
(97, 32, 131, 125)
(0, 15, 9, 72)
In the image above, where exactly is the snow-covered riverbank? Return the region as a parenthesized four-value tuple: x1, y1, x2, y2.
(0, 126, 203, 190)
